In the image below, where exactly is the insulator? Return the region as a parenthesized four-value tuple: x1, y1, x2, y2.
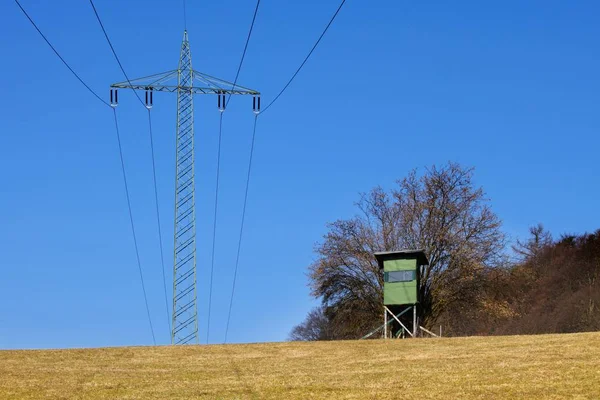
(253, 95, 261, 114)
(150, 90, 153, 106)
(145, 89, 153, 109)
(115, 90, 118, 104)
(218, 92, 221, 109)
(110, 89, 118, 108)
(218, 92, 225, 112)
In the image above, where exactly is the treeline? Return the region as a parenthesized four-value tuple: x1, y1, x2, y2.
(440, 228, 600, 336)
(289, 163, 600, 341)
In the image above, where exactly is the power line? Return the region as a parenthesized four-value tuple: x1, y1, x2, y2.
(223, 1, 348, 342)
(148, 111, 171, 336)
(208, 0, 262, 344)
(261, 0, 347, 114)
(113, 109, 157, 345)
(224, 115, 258, 343)
(88, 0, 145, 108)
(226, 0, 261, 107)
(89, 0, 171, 337)
(206, 112, 224, 344)
(15, 0, 157, 345)
(14, 0, 109, 108)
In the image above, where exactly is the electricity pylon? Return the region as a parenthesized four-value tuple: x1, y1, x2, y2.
(110, 31, 260, 345)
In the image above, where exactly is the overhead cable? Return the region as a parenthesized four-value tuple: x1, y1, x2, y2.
(224, 0, 348, 342)
(113, 108, 157, 345)
(14, 0, 110, 108)
(226, 0, 261, 107)
(16, 0, 157, 344)
(224, 115, 259, 343)
(217, 0, 262, 343)
(261, 0, 347, 114)
(89, 0, 171, 337)
(88, 0, 145, 108)
(206, 112, 224, 344)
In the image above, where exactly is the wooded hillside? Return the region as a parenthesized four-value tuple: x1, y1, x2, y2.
(440, 229, 600, 336)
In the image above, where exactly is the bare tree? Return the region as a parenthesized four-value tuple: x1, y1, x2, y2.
(512, 223, 553, 261)
(307, 163, 505, 338)
(289, 306, 334, 341)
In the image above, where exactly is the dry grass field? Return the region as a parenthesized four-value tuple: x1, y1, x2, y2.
(1, 332, 599, 399)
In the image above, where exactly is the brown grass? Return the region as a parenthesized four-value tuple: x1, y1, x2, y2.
(1, 332, 599, 399)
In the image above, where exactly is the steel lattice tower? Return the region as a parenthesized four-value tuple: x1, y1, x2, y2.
(172, 32, 197, 345)
(110, 31, 260, 345)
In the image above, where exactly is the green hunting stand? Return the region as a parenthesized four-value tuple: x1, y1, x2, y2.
(375, 250, 429, 338)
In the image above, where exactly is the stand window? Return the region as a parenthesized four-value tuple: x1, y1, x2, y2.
(384, 270, 415, 283)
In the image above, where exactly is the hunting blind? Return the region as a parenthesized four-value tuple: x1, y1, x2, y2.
(375, 250, 429, 338)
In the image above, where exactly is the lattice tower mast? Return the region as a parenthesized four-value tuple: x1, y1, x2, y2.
(110, 31, 260, 345)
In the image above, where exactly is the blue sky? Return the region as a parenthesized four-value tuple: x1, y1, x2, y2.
(0, 0, 598, 349)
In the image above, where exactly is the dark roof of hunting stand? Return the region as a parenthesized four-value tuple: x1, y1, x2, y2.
(374, 249, 429, 269)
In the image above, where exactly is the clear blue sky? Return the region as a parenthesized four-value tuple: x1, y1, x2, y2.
(0, 0, 598, 349)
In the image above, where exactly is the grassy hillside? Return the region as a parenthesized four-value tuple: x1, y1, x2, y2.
(1, 332, 599, 399)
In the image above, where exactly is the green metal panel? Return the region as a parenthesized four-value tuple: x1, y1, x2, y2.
(383, 258, 417, 305)
(384, 281, 418, 305)
(383, 258, 416, 272)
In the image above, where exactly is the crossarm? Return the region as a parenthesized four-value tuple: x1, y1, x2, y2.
(110, 83, 259, 96)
